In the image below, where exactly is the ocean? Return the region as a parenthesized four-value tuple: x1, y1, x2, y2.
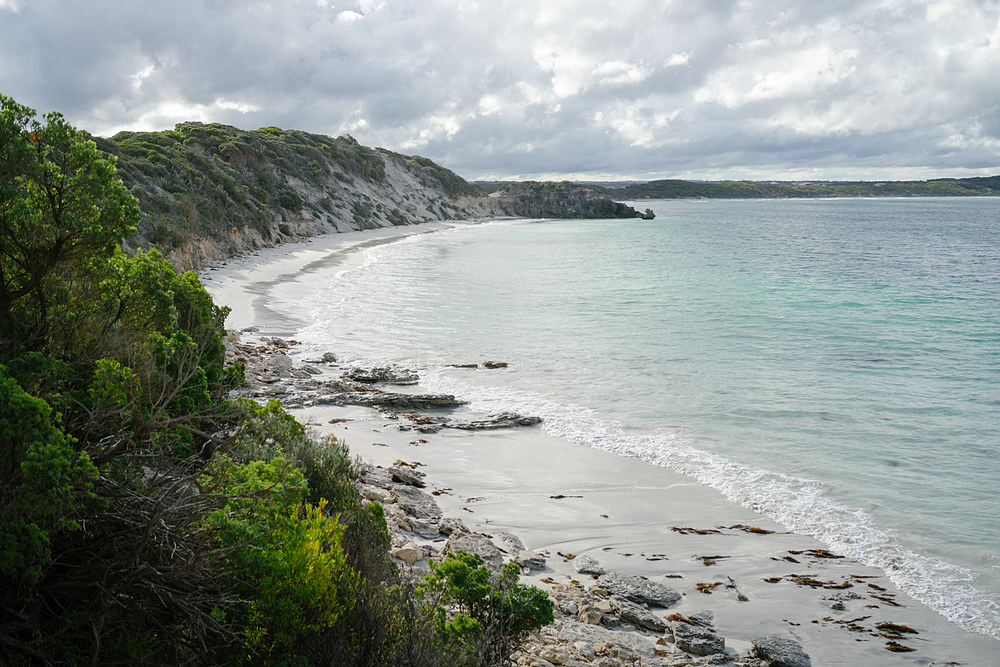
(272, 197, 1000, 639)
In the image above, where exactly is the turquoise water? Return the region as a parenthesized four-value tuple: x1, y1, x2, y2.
(283, 198, 1000, 637)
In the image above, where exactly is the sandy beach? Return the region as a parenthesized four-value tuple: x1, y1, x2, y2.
(201, 221, 1000, 667)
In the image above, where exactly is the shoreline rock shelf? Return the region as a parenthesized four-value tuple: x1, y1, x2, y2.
(358, 458, 813, 667)
(224, 331, 968, 666)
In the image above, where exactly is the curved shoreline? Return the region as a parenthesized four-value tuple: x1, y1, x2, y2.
(201, 223, 1000, 666)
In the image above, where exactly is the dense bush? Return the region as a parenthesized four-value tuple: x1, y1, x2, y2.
(0, 94, 551, 666)
(419, 551, 554, 666)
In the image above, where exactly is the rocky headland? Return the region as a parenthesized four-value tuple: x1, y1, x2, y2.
(95, 123, 650, 273)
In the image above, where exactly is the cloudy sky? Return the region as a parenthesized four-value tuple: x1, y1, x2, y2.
(2, 0, 999, 181)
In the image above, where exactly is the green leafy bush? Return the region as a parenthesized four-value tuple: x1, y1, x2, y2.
(0, 369, 97, 586)
(418, 551, 554, 666)
(0, 95, 513, 667)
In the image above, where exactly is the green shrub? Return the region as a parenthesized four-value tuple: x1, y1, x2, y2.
(0, 370, 97, 586)
(418, 551, 554, 666)
(207, 458, 355, 659)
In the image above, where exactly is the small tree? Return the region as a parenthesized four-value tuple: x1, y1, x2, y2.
(418, 551, 554, 666)
(0, 95, 139, 356)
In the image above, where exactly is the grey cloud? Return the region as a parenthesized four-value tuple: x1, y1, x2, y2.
(1, 0, 998, 180)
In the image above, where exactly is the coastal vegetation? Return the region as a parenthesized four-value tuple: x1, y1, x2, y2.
(0, 95, 552, 665)
(87, 124, 646, 271)
(476, 176, 1000, 199)
(94, 122, 391, 251)
(604, 176, 1000, 199)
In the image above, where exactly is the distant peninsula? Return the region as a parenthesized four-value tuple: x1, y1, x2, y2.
(91, 120, 998, 272)
(508, 175, 1000, 200)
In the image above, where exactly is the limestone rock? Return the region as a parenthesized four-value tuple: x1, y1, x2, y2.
(452, 412, 542, 430)
(590, 599, 612, 614)
(268, 353, 293, 371)
(388, 465, 426, 487)
(447, 533, 504, 572)
(577, 606, 603, 625)
(558, 620, 657, 659)
(597, 572, 682, 608)
(751, 636, 811, 667)
(558, 599, 580, 616)
(316, 391, 464, 410)
(390, 484, 442, 519)
(539, 646, 569, 664)
(438, 517, 469, 536)
(688, 610, 715, 628)
(671, 620, 726, 656)
(512, 550, 547, 570)
(407, 517, 442, 539)
(391, 543, 423, 564)
(359, 485, 390, 503)
(574, 555, 606, 575)
(573, 642, 596, 661)
(494, 531, 527, 551)
(610, 597, 667, 632)
(344, 366, 419, 385)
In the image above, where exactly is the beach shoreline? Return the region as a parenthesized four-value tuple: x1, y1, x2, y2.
(201, 221, 1000, 667)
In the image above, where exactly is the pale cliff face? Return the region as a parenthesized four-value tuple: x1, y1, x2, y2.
(163, 150, 508, 272)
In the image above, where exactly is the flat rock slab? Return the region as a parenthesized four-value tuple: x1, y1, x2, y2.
(452, 412, 542, 429)
(610, 596, 667, 632)
(597, 572, 682, 608)
(751, 636, 811, 667)
(390, 485, 442, 519)
(344, 366, 420, 385)
(558, 620, 656, 660)
(388, 465, 426, 487)
(317, 392, 464, 410)
(671, 620, 726, 656)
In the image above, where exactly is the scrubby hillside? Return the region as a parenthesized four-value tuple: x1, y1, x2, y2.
(93, 123, 646, 272)
(614, 176, 1000, 200)
(2, 94, 553, 667)
(482, 181, 654, 219)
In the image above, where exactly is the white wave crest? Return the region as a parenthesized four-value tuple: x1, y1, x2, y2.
(419, 367, 1000, 639)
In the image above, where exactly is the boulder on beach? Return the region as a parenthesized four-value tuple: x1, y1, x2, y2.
(610, 596, 667, 632)
(390, 485, 441, 519)
(597, 572, 682, 608)
(671, 619, 726, 656)
(511, 550, 547, 570)
(574, 555, 606, 575)
(451, 411, 542, 429)
(751, 636, 811, 667)
(388, 465, 426, 487)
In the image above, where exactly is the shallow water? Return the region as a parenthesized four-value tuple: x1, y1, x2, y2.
(272, 198, 1000, 639)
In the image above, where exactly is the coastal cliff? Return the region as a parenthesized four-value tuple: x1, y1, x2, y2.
(94, 123, 646, 272)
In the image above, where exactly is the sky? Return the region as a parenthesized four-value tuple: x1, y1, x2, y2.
(1, 0, 999, 182)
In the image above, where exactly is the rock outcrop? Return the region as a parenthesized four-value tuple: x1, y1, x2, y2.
(486, 181, 650, 220)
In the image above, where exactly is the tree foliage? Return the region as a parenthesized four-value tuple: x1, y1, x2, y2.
(418, 551, 554, 666)
(0, 95, 139, 356)
(0, 95, 550, 666)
